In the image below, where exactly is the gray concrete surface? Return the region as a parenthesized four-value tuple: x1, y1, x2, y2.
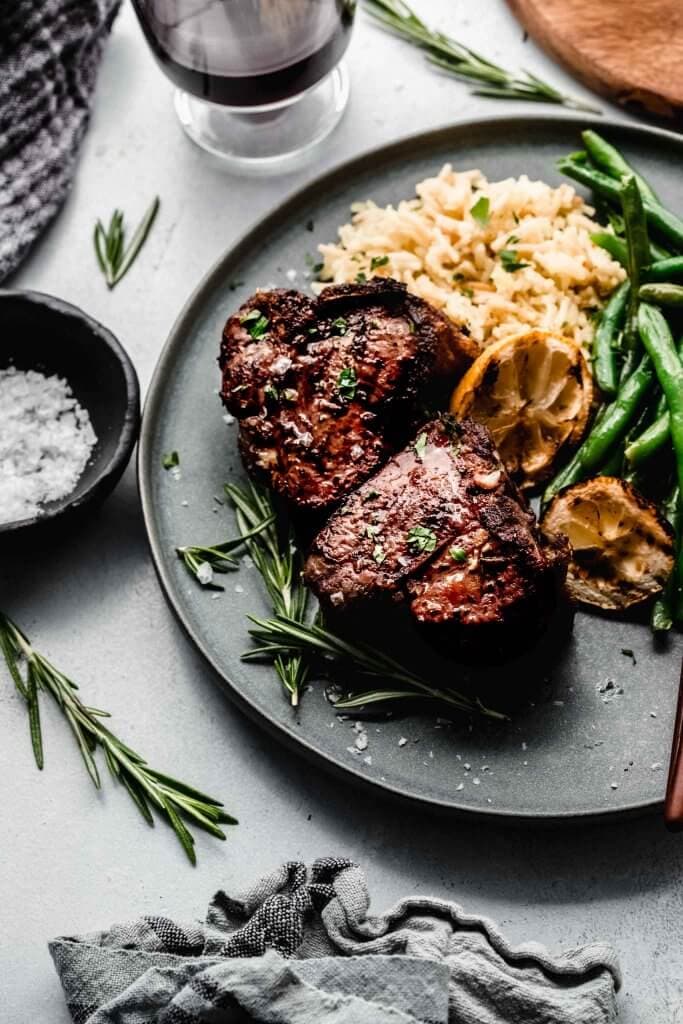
(1, 2, 682, 1020)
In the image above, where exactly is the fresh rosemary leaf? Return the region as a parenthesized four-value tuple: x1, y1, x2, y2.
(370, 255, 390, 270)
(0, 611, 235, 863)
(162, 451, 179, 470)
(224, 482, 310, 706)
(245, 614, 506, 721)
(93, 197, 160, 290)
(363, 0, 600, 114)
(176, 513, 274, 588)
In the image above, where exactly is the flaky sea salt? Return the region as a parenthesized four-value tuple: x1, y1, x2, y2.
(0, 367, 97, 523)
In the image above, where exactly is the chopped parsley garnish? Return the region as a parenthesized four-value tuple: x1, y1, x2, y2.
(162, 451, 179, 470)
(336, 366, 357, 401)
(239, 308, 260, 324)
(355, 271, 367, 283)
(365, 524, 380, 538)
(332, 316, 348, 333)
(452, 272, 465, 282)
(282, 388, 298, 403)
(370, 255, 390, 270)
(304, 252, 323, 274)
(240, 308, 269, 338)
(414, 432, 428, 461)
(264, 384, 279, 402)
(500, 249, 529, 273)
(461, 287, 474, 299)
(469, 195, 490, 226)
(363, 489, 380, 503)
(507, 234, 520, 245)
(407, 319, 416, 334)
(449, 545, 467, 563)
(407, 525, 437, 554)
(372, 543, 386, 564)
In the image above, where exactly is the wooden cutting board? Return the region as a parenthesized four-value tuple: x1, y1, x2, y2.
(507, 0, 683, 117)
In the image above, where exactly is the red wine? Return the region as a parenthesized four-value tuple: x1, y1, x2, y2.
(132, 0, 355, 108)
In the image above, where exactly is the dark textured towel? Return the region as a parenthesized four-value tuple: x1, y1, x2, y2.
(49, 858, 621, 1024)
(0, 0, 120, 281)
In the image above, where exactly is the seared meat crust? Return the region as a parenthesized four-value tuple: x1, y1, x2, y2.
(219, 278, 475, 512)
(305, 416, 568, 644)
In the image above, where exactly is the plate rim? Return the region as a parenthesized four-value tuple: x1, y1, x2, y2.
(139, 112, 683, 824)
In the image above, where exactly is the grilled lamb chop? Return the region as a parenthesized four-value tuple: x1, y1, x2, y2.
(305, 416, 568, 655)
(219, 278, 475, 513)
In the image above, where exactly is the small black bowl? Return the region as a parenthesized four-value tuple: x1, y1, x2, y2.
(0, 290, 140, 535)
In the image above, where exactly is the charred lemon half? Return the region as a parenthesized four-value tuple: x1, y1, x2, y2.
(450, 329, 592, 490)
(541, 476, 674, 611)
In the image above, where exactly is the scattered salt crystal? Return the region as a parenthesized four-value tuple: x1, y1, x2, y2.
(464, 763, 471, 771)
(521, 742, 528, 751)
(0, 367, 97, 523)
(363, 755, 372, 766)
(398, 737, 408, 747)
(234, 584, 244, 594)
(346, 746, 360, 756)
(610, 783, 618, 790)
(181, 500, 189, 507)
(222, 413, 234, 425)
(352, 721, 364, 733)
(429, 750, 434, 759)
(651, 762, 663, 771)
(456, 783, 464, 791)
(553, 700, 565, 707)
(285, 268, 298, 281)
(211, 593, 221, 600)
(523, 760, 528, 766)
(170, 467, 182, 481)
(196, 562, 214, 585)
(473, 777, 480, 785)
(650, 712, 657, 718)
(355, 733, 368, 751)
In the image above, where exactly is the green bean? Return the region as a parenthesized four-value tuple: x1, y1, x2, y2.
(639, 283, 683, 307)
(625, 334, 683, 467)
(581, 130, 659, 204)
(591, 232, 627, 267)
(558, 158, 683, 251)
(645, 256, 683, 281)
(651, 485, 679, 632)
(621, 175, 650, 355)
(543, 354, 655, 505)
(637, 304, 683, 618)
(593, 280, 629, 396)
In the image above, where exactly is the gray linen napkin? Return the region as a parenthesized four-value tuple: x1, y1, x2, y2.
(49, 858, 621, 1024)
(0, 0, 120, 281)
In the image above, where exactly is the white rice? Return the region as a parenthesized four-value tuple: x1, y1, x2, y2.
(0, 367, 97, 524)
(316, 164, 626, 353)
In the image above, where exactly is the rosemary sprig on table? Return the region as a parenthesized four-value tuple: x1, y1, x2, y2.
(225, 482, 310, 706)
(94, 197, 160, 289)
(0, 611, 235, 864)
(245, 614, 507, 720)
(363, 0, 600, 113)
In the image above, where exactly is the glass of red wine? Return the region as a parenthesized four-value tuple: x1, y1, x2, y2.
(131, 0, 356, 172)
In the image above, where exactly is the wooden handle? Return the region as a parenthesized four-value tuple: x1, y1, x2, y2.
(664, 658, 683, 831)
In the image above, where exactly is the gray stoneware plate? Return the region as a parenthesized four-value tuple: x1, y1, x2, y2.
(139, 115, 683, 823)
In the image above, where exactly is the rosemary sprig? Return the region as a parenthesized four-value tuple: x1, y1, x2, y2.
(94, 197, 160, 289)
(0, 611, 236, 864)
(225, 482, 310, 706)
(363, 0, 600, 113)
(245, 614, 507, 721)
(176, 513, 275, 588)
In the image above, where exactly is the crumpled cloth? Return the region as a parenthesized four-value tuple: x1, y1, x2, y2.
(49, 858, 621, 1024)
(0, 0, 120, 281)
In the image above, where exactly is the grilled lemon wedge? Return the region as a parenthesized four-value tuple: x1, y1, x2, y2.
(541, 477, 674, 610)
(450, 329, 592, 490)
